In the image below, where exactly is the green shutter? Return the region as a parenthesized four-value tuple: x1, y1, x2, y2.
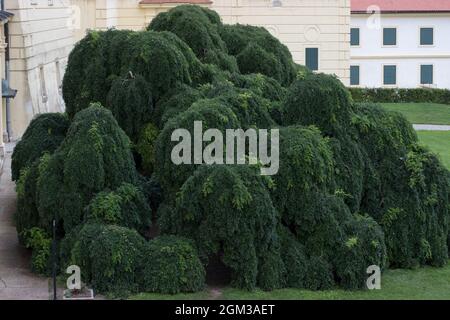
(305, 48, 319, 71)
(383, 28, 397, 46)
(350, 66, 360, 85)
(351, 28, 360, 46)
(420, 28, 434, 45)
(384, 65, 396, 85)
(421, 65, 433, 84)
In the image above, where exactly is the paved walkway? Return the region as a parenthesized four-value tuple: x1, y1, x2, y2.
(413, 124, 450, 131)
(0, 143, 51, 300)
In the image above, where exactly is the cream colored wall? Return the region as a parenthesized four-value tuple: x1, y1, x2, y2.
(0, 23, 5, 154)
(6, 0, 73, 140)
(212, 0, 350, 83)
(6, 0, 350, 139)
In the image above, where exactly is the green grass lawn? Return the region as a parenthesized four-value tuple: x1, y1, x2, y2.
(381, 103, 450, 125)
(130, 261, 450, 300)
(417, 131, 450, 170)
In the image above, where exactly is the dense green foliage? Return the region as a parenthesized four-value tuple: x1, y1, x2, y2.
(148, 5, 238, 73)
(283, 73, 353, 137)
(160, 165, 283, 290)
(22, 227, 52, 275)
(59, 223, 106, 282)
(11, 113, 69, 181)
(15, 161, 41, 243)
(136, 123, 160, 175)
(16, 5, 450, 297)
(220, 24, 296, 85)
(106, 74, 153, 142)
(90, 225, 146, 296)
(353, 103, 449, 267)
(37, 104, 138, 233)
(63, 29, 206, 119)
(154, 99, 240, 195)
(350, 87, 450, 105)
(142, 235, 205, 294)
(86, 183, 151, 236)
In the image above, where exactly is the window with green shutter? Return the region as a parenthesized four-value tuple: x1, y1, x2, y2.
(383, 28, 397, 46)
(305, 48, 319, 71)
(421, 65, 433, 84)
(350, 66, 360, 85)
(420, 28, 434, 45)
(351, 28, 360, 46)
(383, 65, 396, 85)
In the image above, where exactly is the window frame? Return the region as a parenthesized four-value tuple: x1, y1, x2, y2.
(420, 64, 434, 86)
(382, 27, 398, 47)
(38, 64, 48, 103)
(305, 47, 319, 71)
(350, 65, 361, 86)
(382, 64, 397, 87)
(419, 26, 435, 47)
(350, 27, 360, 47)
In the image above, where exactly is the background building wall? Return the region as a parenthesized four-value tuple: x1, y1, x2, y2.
(212, 0, 350, 84)
(6, 0, 73, 141)
(0, 22, 5, 155)
(351, 14, 450, 89)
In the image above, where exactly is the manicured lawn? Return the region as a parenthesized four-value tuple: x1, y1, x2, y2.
(417, 131, 450, 170)
(129, 261, 450, 300)
(381, 103, 450, 125)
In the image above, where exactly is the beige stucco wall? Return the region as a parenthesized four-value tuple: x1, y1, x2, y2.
(5, 0, 73, 141)
(0, 22, 5, 156)
(213, 0, 350, 83)
(5, 0, 350, 139)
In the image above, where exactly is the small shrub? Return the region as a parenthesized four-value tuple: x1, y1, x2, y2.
(141, 235, 205, 294)
(90, 225, 146, 296)
(61, 223, 107, 283)
(349, 87, 450, 105)
(22, 228, 52, 275)
(334, 214, 387, 289)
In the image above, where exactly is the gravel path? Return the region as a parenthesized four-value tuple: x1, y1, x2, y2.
(0, 143, 51, 300)
(413, 124, 450, 131)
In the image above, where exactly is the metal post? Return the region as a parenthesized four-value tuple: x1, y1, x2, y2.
(52, 219, 57, 300)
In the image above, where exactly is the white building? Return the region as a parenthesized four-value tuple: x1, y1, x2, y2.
(350, 0, 450, 89)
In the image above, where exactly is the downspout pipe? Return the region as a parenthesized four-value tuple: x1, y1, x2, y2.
(1, 0, 12, 141)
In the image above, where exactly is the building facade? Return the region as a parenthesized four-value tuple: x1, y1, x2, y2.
(0, 8, 13, 158)
(4, 0, 74, 142)
(350, 0, 450, 89)
(3, 0, 351, 140)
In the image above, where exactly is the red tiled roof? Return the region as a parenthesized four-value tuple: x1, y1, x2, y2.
(352, 0, 450, 13)
(140, 0, 212, 4)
